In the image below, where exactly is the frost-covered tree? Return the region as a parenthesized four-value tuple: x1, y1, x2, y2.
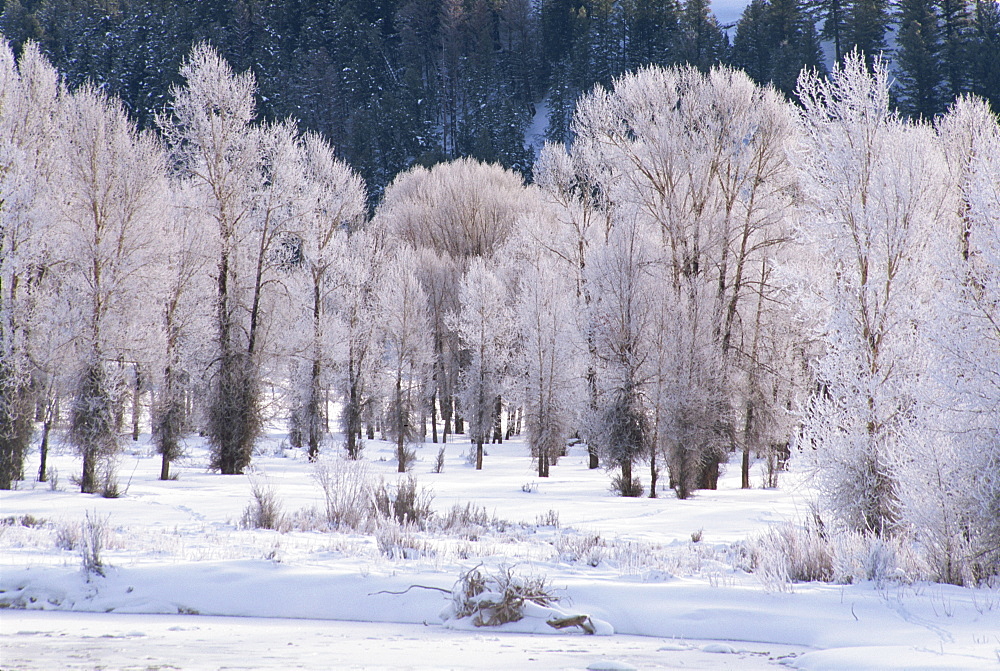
(53, 83, 165, 493)
(455, 258, 514, 470)
(150, 182, 212, 481)
(588, 218, 656, 496)
(0, 40, 61, 489)
(568, 64, 800, 495)
(331, 229, 383, 459)
(280, 131, 366, 461)
(159, 43, 271, 475)
(375, 158, 536, 442)
(511, 227, 584, 478)
(796, 53, 950, 536)
(909, 95, 1000, 582)
(378, 247, 433, 472)
(534, 141, 613, 470)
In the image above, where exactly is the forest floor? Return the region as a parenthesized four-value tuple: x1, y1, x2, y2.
(1, 429, 998, 670)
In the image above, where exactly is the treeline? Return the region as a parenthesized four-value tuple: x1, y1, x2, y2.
(3, 39, 1000, 584)
(1, 0, 998, 199)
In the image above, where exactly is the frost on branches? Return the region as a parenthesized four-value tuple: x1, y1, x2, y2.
(795, 53, 950, 537)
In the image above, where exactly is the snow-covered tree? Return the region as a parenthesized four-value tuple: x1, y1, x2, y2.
(534, 141, 613, 470)
(331, 229, 384, 459)
(567, 64, 801, 495)
(0, 40, 62, 488)
(908, 95, 1000, 582)
(511, 224, 584, 478)
(150, 182, 212, 481)
(587, 218, 657, 496)
(378, 246, 433, 472)
(796, 52, 950, 536)
(52, 82, 166, 493)
(280, 131, 366, 461)
(375, 158, 537, 444)
(159, 43, 270, 475)
(455, 258, 514, 470)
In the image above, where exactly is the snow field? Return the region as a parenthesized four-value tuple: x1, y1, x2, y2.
(2, 432, 999, 669)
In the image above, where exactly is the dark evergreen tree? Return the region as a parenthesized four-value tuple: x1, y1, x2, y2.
(813, 0, 850, 61)
(0, 0, 44, 51)
(623, 0, 681, 70)
(895, 0, 946, 117)
(938, 0, 975, 100)
(540, 0, 587, 77)
(733, 0, 824, 97)
(676, 0, 729, 71)
(845, 0, 893, 69)
(970, 0, 1000, 111)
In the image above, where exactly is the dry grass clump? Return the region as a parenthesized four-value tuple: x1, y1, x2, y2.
(452, 564, 558, 626)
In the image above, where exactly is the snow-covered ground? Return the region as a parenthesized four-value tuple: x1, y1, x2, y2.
(2, 433, 998, 670)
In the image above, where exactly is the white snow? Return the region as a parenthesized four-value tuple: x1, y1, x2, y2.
(2, 432, 998, 670)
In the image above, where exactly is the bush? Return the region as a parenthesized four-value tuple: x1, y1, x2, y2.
(374, 521, 432, 559)
(433, 447, 446, 474)
(313, 459, 372, 530)
(55, 522, 80, 551)
(451, 565, 558, 626)
(81, 510, 109, 579)
(750, 522, 833, 590)
(535, 509, 560, 528)
(610, 473, 644, 497)
(372, 476, 434, 528)
(240, 473, 285, 531)
(750, 518, 930, 589)
(831, 530, 922, 586)
(553, 532, 604, 566)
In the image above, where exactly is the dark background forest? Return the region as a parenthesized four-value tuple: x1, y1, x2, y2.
(2, 0, 999, 201)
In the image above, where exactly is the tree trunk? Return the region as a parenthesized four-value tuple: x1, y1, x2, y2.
(492, 395, 503, 444)
(38, 417, 52, 483)
(131, 366, 142, 441)
(324, 387, 330, 432)
(308, 280, 322, 462)
(307, 357, 321, 462)
(476, 439, 483, 470)
(430, 390, 438, 443)
(741, 399, 754, 489)
(698, 460, 720, 490)
(649, 446, 658, 498)
(160, 449, 171, 481)
(81, 448, 98, 493)
(504, 406, 515, 440)
(621, 458, 633, 495)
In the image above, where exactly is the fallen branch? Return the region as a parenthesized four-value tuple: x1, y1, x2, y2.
(547, 614, 596, 635)
(369, 584, 452, 597)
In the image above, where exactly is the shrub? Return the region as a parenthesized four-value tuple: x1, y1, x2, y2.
(451, 565, 558, 626)
(750, 522, 834, 590)
(831, 530, 922, 586)
(433, 447, 446, 474)
(81, 510, 109, 579)
(55, 522, 80, 551)
(535, 509, 560, 528)
(313, 458, 372, 530)
(610, 473, 643, 497)
(553, 532, 604, 566)
(374, 521, 432, 559)
(240, 473, 285, 531)
(371, 476, 434, 528)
